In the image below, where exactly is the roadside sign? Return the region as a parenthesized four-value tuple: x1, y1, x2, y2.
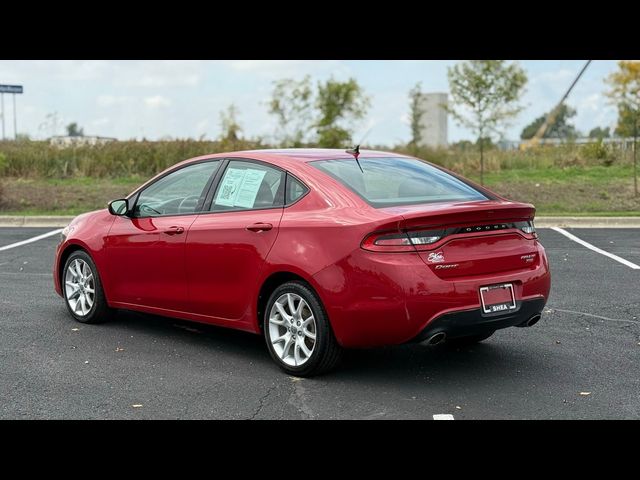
(0, 84, 23, 140)
(0, 84, 23, 94)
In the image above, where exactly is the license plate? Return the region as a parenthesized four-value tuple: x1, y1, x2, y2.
(479, 283, 516, 314)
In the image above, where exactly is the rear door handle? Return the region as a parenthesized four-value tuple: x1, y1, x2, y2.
(246, 223, 273, 232)
(165, 226, 185, 235)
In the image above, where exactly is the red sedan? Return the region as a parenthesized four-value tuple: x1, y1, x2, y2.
(54, 148, 551, 376)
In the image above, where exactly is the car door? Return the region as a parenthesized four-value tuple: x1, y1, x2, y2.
(185, 159, 286, 321)
(105, 160, 221, 312)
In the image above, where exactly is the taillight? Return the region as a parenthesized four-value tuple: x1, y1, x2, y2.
(407, 230, 443, 245)
(361, 232, 415, 252)
(514, 220, 537, 236)
(362, 229, 445, 252)
(362, 220, 538, 252)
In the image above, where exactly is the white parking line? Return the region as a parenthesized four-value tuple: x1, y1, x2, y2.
(433, 414, 455, 420)
(0, 229, 63, 252)
(550, 307, 640, 324)
(551, 227, 640, 270)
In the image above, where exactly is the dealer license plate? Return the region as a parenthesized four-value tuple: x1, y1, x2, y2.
(479, 283, 517, 314)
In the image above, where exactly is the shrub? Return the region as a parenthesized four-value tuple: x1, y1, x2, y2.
(0, 139, 263, 179)
(0, 139, 633, 180)
(0, 152, 6, 207)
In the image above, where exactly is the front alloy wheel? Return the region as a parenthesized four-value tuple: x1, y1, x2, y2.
(65, 258, 95, 317)
(63, 250, 114, 324)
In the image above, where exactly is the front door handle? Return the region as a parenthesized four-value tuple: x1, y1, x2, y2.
(246, 223, 273, 232)
(165, 226, 185, 235)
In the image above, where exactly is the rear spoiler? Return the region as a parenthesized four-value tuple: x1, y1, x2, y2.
(398, 202, 535, 231)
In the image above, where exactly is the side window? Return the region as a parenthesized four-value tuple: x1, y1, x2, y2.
(132, 161, 220, 217)
(211, 160, 285, 212)
(285, 175, 309, 205)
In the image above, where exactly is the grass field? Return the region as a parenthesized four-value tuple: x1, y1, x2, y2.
(468, 165, 640, 215)
(0, 140, 638, 216)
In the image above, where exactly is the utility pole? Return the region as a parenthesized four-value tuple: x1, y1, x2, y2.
(13, 92, 17, 139)
(521, 60, 591, 150)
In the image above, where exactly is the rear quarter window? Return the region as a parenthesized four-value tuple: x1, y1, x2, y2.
(285, 175, 309, 205)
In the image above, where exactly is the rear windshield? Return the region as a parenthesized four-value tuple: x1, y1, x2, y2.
(311, 157, 488, 208)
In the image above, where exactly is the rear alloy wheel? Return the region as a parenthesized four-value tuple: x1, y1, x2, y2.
(63, 250, 114, 324)
(264, 281, 342, 376)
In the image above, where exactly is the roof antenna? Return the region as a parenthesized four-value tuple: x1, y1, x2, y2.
(346, 144, 364, 173)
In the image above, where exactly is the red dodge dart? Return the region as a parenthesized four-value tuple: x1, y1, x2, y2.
(54, 149, 551, 376)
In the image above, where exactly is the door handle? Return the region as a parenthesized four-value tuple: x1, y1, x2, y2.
(164, 226, 185, 235)
(246, 223, 273, 232)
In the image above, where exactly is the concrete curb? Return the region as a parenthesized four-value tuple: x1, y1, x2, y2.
(0, 215, 639, 228)
(0, 216, 75, 227)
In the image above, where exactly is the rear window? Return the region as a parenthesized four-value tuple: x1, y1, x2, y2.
(311, 157, 488, 208)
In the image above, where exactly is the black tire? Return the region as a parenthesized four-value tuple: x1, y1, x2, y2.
(62, 250, 114, 324)
(446, 330, 495, 347)
(263, 281, 342, 377)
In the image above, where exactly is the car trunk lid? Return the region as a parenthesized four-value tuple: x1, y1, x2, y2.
(381, 200, 540, 279)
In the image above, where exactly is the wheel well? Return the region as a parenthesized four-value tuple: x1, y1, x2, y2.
(58, 244, 86, 285)
(257, 272, 309, 332)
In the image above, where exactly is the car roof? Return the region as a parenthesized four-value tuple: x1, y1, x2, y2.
(131, 149, 414, 200)
(181, 148, 410, 166)
(236, 148, 406, 162)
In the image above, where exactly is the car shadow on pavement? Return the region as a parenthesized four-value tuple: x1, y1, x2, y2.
(106, 309, 269, 363)
(341, 342, 537, 378)
(101, 308, 547, 384)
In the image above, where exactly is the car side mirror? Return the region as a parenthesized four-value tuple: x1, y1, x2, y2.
(108, 198, 130, 216)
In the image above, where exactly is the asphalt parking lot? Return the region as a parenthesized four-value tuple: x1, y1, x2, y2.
(0, 227, 638, 419)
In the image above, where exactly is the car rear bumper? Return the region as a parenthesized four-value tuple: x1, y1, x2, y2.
(410, 297, 546, 343)
(312, 242, 550, 348)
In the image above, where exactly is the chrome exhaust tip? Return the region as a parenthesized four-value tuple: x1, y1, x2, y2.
(425, 332, 447, 346)
(525, 314, 541, 327)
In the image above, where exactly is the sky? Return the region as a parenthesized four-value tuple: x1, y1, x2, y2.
(0, 60, 621, 145)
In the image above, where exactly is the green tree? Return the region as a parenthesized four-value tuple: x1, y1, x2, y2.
(268, 76, 314, 147)
(614, 104, 638, 137)
(476, 136, 495, 150)
(447, 60, 527, 184)
(588, 126, 611, 139)
(408, 82, 425, 155)
(315, 78, 370, 148)
(66, 122, 84, 137)
(520, 104, 578, 140)
(15, 133, 31, 142)
(451, 139, 474, 151)
(606, 60, 640, 196)
(219, 104, 242, 150)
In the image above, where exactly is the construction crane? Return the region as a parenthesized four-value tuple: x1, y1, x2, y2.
(520, 60, 592, 150)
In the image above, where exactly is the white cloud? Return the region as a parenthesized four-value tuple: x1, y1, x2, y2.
(97, 95, 132, 107)
(112, 60, 204, 88)
(91, 117, 110, 127)
(224, 60, 351, 79)
(144, 95, 171, 108)
(4, 60, 204, 88)
(195, 118, 211, 138)
(532, 68, 574, 84)
(578, 93, 601, 112)
(123, 73, 200, 88)
(0, 60, 112, 83)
